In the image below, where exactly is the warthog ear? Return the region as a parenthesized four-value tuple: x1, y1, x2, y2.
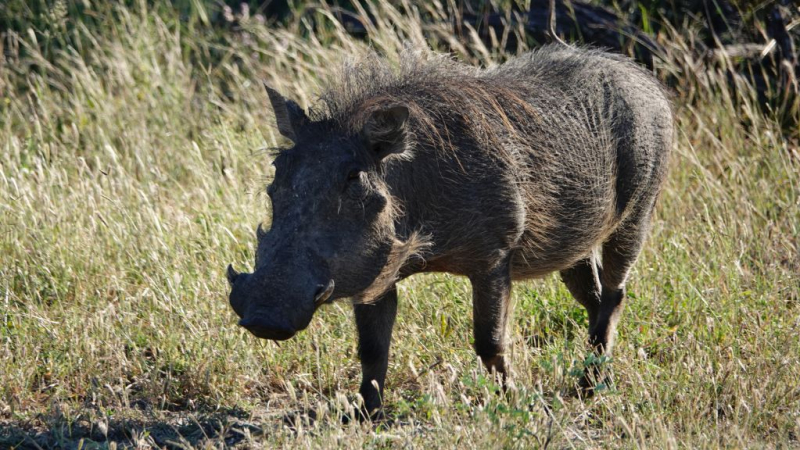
(362, 105, 410, 161)
(264, 84, 307, 143)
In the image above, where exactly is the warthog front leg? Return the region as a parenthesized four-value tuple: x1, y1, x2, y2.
(470, 251, 513, 381)
(353, 285, 398, 419)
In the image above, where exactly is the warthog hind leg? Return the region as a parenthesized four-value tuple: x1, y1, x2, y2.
(561, 207, 654, 392)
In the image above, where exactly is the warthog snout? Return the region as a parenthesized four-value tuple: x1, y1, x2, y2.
(226, 263, 332, 341)
(237, 316, 295, 341)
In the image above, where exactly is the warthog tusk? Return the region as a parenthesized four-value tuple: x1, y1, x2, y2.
(256, 223, 268, 240)
(314, 279, 335, 307)
(226, 264, 239, 286)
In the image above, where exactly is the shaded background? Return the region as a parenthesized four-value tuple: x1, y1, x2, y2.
(2, 0, 798, 134)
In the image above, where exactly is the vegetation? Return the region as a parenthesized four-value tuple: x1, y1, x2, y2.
(1, 0, 798, 447)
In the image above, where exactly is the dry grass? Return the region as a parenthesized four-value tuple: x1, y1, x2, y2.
(1, 1, 798, 448)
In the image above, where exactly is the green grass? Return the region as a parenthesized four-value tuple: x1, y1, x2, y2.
(1, 1, 798, 448)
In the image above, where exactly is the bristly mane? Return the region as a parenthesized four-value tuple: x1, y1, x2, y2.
(308, 48, 541, 159)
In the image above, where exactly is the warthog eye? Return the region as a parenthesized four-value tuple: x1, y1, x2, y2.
(344, 168, 371, 201)
(347, 169, 361, 181)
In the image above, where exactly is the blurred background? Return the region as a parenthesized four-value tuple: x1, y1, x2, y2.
(2, 0, 798, 134)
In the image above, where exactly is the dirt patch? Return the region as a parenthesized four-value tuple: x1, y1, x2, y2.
(0, 407, 276, 449)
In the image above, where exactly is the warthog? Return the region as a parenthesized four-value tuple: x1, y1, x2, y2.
(227, 44, 672, 417)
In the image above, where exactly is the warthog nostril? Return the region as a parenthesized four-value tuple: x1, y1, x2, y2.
(314, 279, 335, 307)
(226, 264, 239, 285)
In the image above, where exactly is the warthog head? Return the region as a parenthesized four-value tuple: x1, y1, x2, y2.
(227, 86, 424, 340)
